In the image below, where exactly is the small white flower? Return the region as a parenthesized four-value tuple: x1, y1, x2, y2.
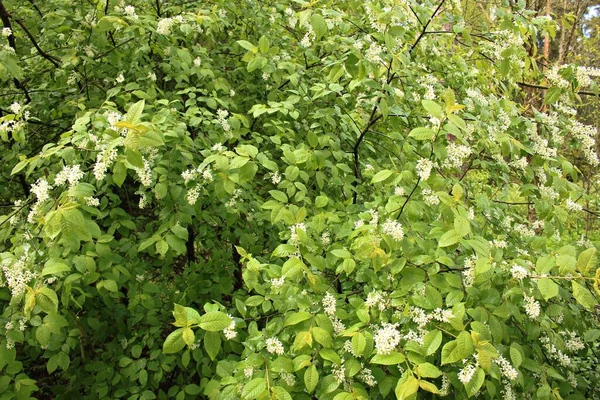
(458, 363, 476, 384)
(265, 337, 284, 355)
(9, 102, 21, 114)
(2, 27, 12, 37)
(416, 158, 433, 181)
(322, 292, 336, 316)
(116, 72, 125, 83)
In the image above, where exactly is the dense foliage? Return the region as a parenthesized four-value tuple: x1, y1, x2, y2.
(0, 0, 599, 399)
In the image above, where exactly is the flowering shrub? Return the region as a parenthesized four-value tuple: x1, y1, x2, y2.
(0, 0, 599, 399)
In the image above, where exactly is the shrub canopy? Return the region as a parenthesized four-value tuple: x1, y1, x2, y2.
(0, 0, 599, 399)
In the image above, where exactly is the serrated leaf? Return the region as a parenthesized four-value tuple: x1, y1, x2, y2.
(163, 328, 185, 354)
(304, 364, 318, 393)
(310, 14, 327, 40)
(441, 331, 474, 365)
(284, 311, 312, 327)
(572, 281, 597, 309)
(371, 170, 393, 183)
(422, 100, 443, 118)
(464, 367, 484, 397)
(439, 229, 461, 247)
(417, 363, 442, 378)
(126, 99, 145, 123)
(242, 378, 267, 400)
(204, 331, 221, 361)
(395, 374, 419, 400)
(370, 351, 405, 365)
(199, 312, 232, 331)
(537, 278, 559, 300)
(408, 127, 435, 140)
(577, 248, 597, 275)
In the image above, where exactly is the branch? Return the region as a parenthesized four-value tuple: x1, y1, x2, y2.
(518, 81, 600, 97)
(410, 0, 447, 52)
(396, 178, 421, 220)
(0, 0, 31, 103)
(13, 18, 61, 67)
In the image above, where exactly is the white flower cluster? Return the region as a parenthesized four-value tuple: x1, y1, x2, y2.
(321, 231, 330, 246)
(418, 75, 438, 100)
(270, 171, 281, 185)
(223, 316, 236, 340)
(2, 27, 12, 37)
(523, 295, 540, 319)
(529, 125, 557, 160)
(181, 166, 214, 185)
(331, 317, 346, 336)
(466, 88, 489, 107)
(216, 109, 231, 132)
(271, 277, 285, 289)
(135, 158, 153, 187)
(1, 252, 36, 297)
(410, 306, 454, 328)
(186, 187, 200, 206)
(365, 41, 383, 64)
(422, 189, 439, 206)
(514, 223, 535, 238)
(225, 188, 243, 208)
(289, 222, 306, 245)
(501, 381, 517, 400)
(358, 365, 377, 387)
(365, 291, 387, 311)
(85, 197, 100, 207)
(31, 178, 51, 203)
(332, 358, 346, 383)
(570, 120, 599, 166)
(156, 15, 185, 35)
(462, 255, 477, 287)
(284, 8, 297, 27)
(55, 164, 84, 188)
(458, 363, 477, 384)
(279, 371, 296, 386)
(381, 219, 404, 241)
(540, 336, 571, 366)
(565, 198, 582, 212)
(322, 292, 336, 316)
(562, 331, 585, 352)
(439, 374, 450, 396)
(510, 264, 529, 280)
(443, 143, 472, 169)
(123, 5, 137, 19)
(416, 158, 433, 181)
(394, 186, 405, 196)
(265, 337, 284, 355)
(539, 185, 558, 201)
(575, 66, 600, 87)
(494, 355, 518, 380)
(300, 26, 315, 48)
(373, 323, 401, 355)
(94, 148, 118, 181)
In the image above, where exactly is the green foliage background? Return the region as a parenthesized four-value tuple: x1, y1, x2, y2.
(0, 0, 599, 399)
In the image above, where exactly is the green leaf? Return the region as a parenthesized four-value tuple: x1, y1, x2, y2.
(395, 373, 419, 400)
(454, 215, 471, 236)
(439, 229, 462, 247)
(421, 100, 443, 118)
(310, 14, 328, 40)
(464, 367, 484, 397)
(199, 312, 232, 331)
(163, 328, 186, 354)
(237, 40, 256, 51)
(422, 330, 442, 356)
(126, 148, 144, 169)
(41, 259, 70, 276)
(284, 311, 312, 327)
(370, 351, 405, 365)
(537, 278, 559, 300)
(510, 344, 523, 367)
(417, 363, 442, 378)
(204, 331, 221, 361)
(371, 170, 393, 183)
(126, 99, 145, 123)
(258, 36, 270, 54)
(408, 127, 435, 141)
(577, 248, 597, 275)
(572, 281, 597, 309)
(304, 364, 319, 393)
(351, 333, 366, 356)
(441, 331, 474, 365)
(241, 378, 267, 400)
